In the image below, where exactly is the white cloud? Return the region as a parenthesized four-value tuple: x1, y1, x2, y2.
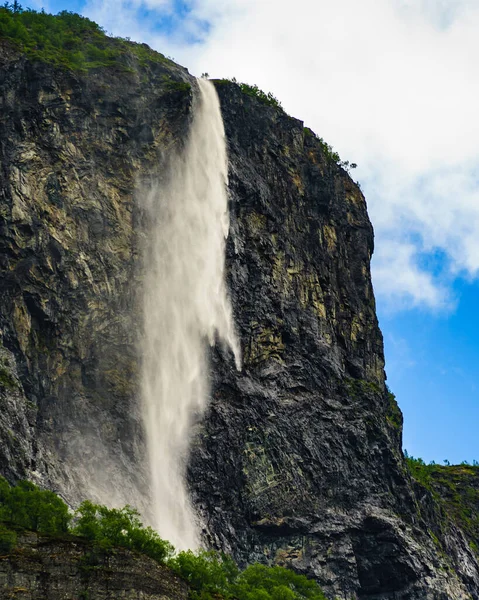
(82, 0, 479, 311)
(371, 239, 452, 311)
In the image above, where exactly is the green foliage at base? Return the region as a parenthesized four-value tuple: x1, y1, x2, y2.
(72, 500, 174, 564)
(405, 454, 479, 555)
(0, 4, 167, 71)
(0, 477, 326, 598)
(169, 549, 239, 598)
(234, 564, 327, 600)
(170, 551, 327, 600)
(0, 477, 70, 534)
(0, 524, 17, 554)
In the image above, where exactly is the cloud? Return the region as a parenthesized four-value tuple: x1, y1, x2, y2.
(82, 0, 479, 311)
(371, 240, 452, 311)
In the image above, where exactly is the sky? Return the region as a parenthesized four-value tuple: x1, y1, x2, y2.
(30, 0, 479, 464)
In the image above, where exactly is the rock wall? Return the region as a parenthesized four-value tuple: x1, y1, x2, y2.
(0, 532, 187, 600)
(189, 82, 479, 599)
(0, 39, 478, 599)
(0, 39, 192, 509)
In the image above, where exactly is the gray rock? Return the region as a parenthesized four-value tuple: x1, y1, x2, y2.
(0, 40, 478, 599)
(0, 531, 188, 600)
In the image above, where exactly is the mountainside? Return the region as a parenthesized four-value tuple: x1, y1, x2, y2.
(0, 12, 479, 599)
(0, 531, 188, 600)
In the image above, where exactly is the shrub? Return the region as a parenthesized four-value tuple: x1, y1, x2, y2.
(0, 477, 70, 534)
(303, 127, 358, 171)
(215, 79, 282, 109)
(169, 549, 326, 600)
(169, 549, 238, 598)
(0, 525, 16, 554)
(72, 500, 174, 563)
(234, 564, 327, 600)
(405, 452, 479, 555)
(238, 83, 282, 109)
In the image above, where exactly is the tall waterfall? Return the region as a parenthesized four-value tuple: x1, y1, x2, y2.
(140, 78, 241, 550)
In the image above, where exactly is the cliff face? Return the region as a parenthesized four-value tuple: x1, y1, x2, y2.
(0, 38, 478, 599)
(190, 83, 479, 599)
(0, 532, 187, 600)
(0, 38, 191, 508)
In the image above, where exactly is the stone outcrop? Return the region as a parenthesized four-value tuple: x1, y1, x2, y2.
(0, 36, 478, 599)
(0, 532, 187, 600)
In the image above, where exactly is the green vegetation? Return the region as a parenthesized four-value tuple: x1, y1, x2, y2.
(232, 564, 327, 600)
(304, 127, 340, 163)
(0, 365, 16, 390)
(72, 500, 174, 563)
(169, 550, 239, 598)
(304, 127, 356, 170)
(0, 3, 168, 71)
(170, 551, 327, 599)
(0, 476, 326, 598)
(237, 82, 282, 109)
(0, 477, 70, 534)
(385, 386, 402, 431)
(0, 524, 17, 553)
(405, 454, 479, 555)
(215, 76, 356, 170)
(344, 377, 382, 399)
(216, 78, 282, 109)
(162, 75, 192, 93)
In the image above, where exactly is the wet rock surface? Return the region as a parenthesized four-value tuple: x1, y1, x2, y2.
(0, 41, 478, 599)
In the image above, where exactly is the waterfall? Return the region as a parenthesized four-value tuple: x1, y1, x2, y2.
(140, 78, 241, 550)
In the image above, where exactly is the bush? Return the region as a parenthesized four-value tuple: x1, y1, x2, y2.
(234, 564, 327, 600)
(169, 549, 239, 598)
(72, 500, 174, 563)
(0, 525, 17, 554)
(0, 477, 70, 534)
(303, 127, 358, 172)
(238, 83, 282, 109)
(73, 502, 326, 598)
(169, 549, 326, 600)
(215, 79, 282, 110)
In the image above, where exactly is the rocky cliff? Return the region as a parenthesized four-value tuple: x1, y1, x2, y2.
(0, 21, 478, 600)
(0, 531, 187, 600)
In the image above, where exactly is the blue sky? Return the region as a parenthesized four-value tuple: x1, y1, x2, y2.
(380, 281, 479, 463)
(25, 0, 479, 464)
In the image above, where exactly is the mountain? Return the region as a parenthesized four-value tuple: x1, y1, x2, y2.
(0, 8, 478, 599)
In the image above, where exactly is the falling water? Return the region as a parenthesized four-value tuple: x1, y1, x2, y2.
(140, 78, 241, 550)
